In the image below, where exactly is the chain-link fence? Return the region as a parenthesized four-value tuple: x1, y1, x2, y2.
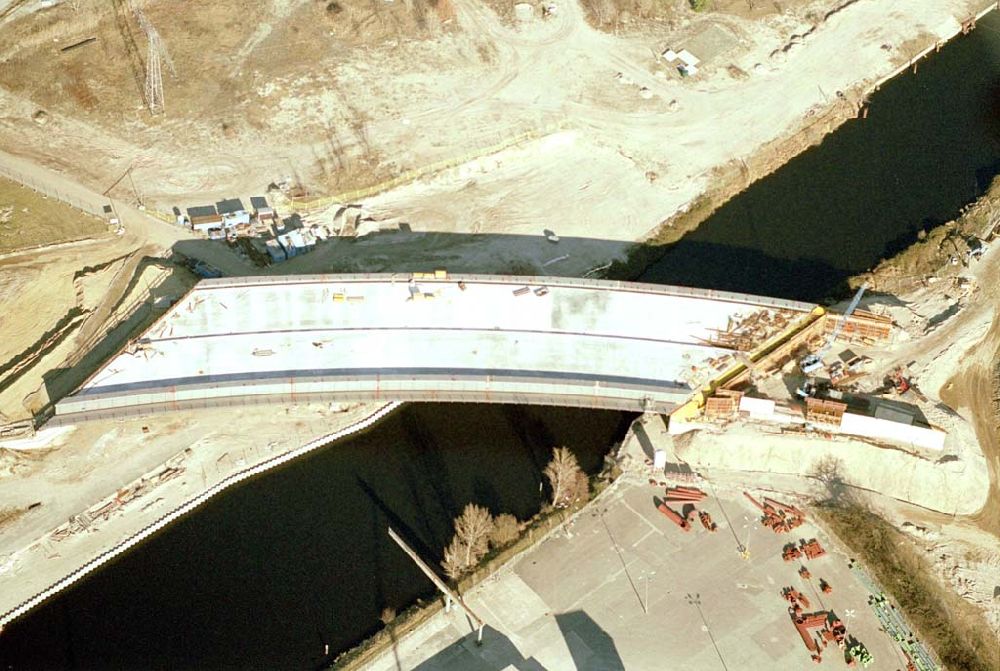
(0, 162, 110, 220)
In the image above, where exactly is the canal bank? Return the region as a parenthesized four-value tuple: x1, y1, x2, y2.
(0, 402, 402, 632)
(2, 5, 1000, 669)
(615, 3, 1000, 301)
(0, 404, 633, 669)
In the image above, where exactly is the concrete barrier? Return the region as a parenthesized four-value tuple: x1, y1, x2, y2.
(0, 401, 402, 628)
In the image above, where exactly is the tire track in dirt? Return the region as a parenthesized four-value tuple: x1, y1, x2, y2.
(942, 309, 1000, 533)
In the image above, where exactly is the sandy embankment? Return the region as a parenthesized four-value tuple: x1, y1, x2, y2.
(646, 188, 1000, 516)
(675, 426, 989, 515)
(0, 402, 380, 620)
(0, 0, 993, 633)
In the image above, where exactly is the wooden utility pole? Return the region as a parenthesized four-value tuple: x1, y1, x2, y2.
(387, 526, 485, 645)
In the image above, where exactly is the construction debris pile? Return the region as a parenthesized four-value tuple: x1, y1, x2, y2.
(49, 455, 186, 543)
(743, 492, 806, 534)
(655, 486, 716, 532)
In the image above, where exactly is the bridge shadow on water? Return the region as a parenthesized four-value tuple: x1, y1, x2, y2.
(169, 225, 856, 304)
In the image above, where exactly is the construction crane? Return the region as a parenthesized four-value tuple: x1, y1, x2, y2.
(134, 5, 175, 115)
(799, 283, 868, 376)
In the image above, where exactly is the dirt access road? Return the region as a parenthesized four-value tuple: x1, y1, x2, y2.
(0, 0, 985, 261)
(0, 149, 249, 422)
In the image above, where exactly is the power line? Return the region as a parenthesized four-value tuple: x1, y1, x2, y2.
(133, 5, 174, 115)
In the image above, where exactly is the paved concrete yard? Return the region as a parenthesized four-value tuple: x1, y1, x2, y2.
(366, 477, 906, 670)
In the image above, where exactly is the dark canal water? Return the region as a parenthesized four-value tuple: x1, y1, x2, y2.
(5, 13, 1000, 671)
(0, 404, 633, 670)
(640, 11, 1000, 301)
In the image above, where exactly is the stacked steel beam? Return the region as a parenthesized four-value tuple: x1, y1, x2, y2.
(744, 491, 806, 533)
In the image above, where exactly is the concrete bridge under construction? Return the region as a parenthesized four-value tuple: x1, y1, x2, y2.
(53, 273, 826, 422)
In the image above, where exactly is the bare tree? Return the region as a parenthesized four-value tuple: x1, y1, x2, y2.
(441, 536, 470, 580)
(544, 447, 585, 508)
(489, 513, 520, 549)
(441, 503, 495, 579)
(568, 469, 591, 506)
(454, 503, 494, 566)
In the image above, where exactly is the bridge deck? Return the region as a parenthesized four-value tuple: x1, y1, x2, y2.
(55, 274, 814, 420)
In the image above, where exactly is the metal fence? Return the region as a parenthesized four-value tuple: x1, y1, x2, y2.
(0, 162, 110, 220)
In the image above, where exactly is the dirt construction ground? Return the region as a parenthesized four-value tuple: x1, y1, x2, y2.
(0, 0, 987, 248)
(0, 176, 107, 254)
(1, 0, 999, 662)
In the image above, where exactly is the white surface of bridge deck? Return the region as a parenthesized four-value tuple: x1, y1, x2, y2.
(54, 274, 814, 420)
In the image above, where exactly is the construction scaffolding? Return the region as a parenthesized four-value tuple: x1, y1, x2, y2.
(823, 309, 893, 344)
(804, 397, 847, 426)
(704, 390, 742, 420)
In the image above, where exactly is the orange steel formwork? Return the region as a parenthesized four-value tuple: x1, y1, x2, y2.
(804, 397, 847, 426)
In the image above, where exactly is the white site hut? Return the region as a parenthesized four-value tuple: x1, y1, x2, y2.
(662, 48, 700, 76)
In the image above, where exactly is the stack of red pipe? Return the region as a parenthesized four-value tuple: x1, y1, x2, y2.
(656, 501, 691, 532)
(801, 539, 826, 559)
(664, 486, 706, 503)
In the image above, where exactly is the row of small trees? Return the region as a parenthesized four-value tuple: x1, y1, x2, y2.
(441, 447, 588, 579)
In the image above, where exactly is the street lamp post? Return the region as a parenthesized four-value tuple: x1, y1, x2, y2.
(686, 593, 729, 671)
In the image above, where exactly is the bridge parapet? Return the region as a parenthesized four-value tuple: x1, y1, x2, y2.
(54, 274, 816, 422)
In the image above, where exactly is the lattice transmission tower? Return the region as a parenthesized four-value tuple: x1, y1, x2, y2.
(133, 5, 175, 115)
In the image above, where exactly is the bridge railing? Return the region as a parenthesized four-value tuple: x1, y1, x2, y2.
(195, 273, 818, 313)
